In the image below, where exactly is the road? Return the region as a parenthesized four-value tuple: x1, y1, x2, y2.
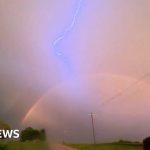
(50, 143, 77, 150)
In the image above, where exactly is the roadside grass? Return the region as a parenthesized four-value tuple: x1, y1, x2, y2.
(0, 141, 49, 150)
(68, 143, 142, 150)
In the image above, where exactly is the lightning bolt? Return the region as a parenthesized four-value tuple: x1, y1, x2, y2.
(53, 0, 84, 73)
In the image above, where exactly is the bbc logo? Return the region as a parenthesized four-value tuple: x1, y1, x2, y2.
(0, 130, 20, 139)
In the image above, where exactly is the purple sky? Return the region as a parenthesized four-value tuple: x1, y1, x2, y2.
(0, 0, 150, 142)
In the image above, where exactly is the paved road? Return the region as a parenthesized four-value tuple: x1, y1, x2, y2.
(50, 144, 77, 150)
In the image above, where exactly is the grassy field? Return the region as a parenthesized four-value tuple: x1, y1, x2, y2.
(0, 141, 49, 150)
(68, 143, 142, 150)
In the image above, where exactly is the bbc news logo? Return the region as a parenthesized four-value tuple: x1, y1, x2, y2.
(0, 130, 20, 139)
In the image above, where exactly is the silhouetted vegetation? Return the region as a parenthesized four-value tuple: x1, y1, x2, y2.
(116, 139, 141, 144)
(0, 121, 48, 150)
(20, 127, 46, 142)
(143, 137, 150, 150)
(0, 143, 7, 150)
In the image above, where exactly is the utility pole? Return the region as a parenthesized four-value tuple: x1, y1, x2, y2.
(89, 112, 96, 144)
(62, 130, 69, 144)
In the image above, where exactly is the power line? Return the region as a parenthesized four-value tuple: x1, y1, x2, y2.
(101, 72, 150, 107)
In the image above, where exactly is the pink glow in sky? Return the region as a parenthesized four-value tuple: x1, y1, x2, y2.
(0, 0, 150, 142)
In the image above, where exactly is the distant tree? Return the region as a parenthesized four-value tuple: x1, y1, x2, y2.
(20, 127, 47, 142)
(39, 129, 46, 141)
(118, 140, 132, 143)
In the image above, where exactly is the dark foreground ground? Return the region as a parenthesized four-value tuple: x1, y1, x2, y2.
(0, 141, 142, 150)
(67, 143, 142, 150)
(0, 141, 49, 150)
